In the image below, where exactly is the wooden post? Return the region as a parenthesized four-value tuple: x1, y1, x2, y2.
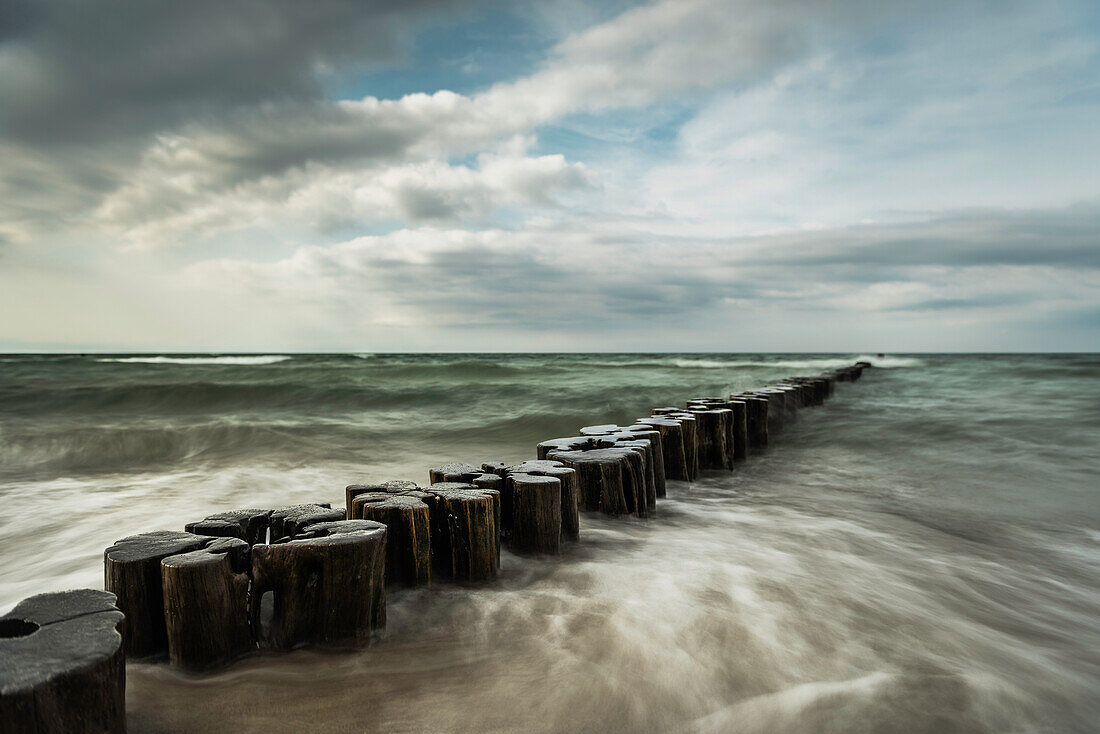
(634, 417, 689, 482)
(185, 508, 272, 545)
(536, 435, 615, 461)
(353, 493, 432, 586)
(509, 474, 562, 555)
(490, 461, 580, 541)
(161, 537, 252, 670)
(250, 520, 387, 650)
(776, 386, 801, 420)
(655, 411, 700, 480)
(104, 530, 211, 658)
(548, 447, 645, 517)
(0, 589, 126, 734)
(346, 480, 418, 516)
(269, 504, 345, 542)
(624, 426, 666, 498)
(428, 462, 486, 484)
(423, 484, 500, 583)
(614, 439, 656, 513)
(687, 408, 731, 470)
(579, 426, 658, 510)
(759, 390, 786, 431)
(741, 396, 770, 448)
(725, 400, 748, 461)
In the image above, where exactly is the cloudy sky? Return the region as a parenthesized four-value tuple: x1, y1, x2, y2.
(2, 0, 1098, 352)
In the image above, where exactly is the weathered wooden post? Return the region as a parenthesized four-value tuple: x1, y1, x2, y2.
(104, 530, 212, 658)
(423, 483, 500, 582)
(634, 416, 689, 481)
(624, 426, 666, 498)
(0, 589, 126, 733)
(776, 385, 801, 419)
(346, 480, 418, 516)
(269, 504, 344, 542)
(548, 447, 646, 517)
(489, 460, 580, 541)
(725, 399, 748, 461)
(764, 389, 787, 430)
(580, 425, 662, 506)
(687, 407, 732, 470)
(186, 508, 272, 545)
(352, 492, 432, 586)
(536, 435, 615, 460)
(251, 520, 387, 650)
(509, 473, 562, 554)
(428, 461, 486, 484)
(734, 395, 770, 449)
(161, 537, 252, 670)
(654, 409, 700, 479)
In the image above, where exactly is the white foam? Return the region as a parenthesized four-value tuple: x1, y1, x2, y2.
(96, 355, 291, 365)
(851, 354, 925, 368)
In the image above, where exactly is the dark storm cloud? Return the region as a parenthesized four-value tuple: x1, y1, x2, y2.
(0, 0, 465, 146)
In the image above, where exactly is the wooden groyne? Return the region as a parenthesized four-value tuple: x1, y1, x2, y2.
(0, 361, 870, 732)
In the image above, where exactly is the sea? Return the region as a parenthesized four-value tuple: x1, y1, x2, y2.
(0, 353, 1097, 733)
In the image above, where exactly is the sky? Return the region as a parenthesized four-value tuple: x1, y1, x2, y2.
(1, 0, 1098, 352)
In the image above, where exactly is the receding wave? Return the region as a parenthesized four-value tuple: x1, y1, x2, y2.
(96, 355, 291, 365)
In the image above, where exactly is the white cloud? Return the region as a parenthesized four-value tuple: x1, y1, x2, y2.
(2, 0, 1099, 350)
(97, 149, 589, 245)
(88, 0, 892, 247)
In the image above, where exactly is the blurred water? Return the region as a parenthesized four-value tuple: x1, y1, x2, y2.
(1, 353, 1097, 733)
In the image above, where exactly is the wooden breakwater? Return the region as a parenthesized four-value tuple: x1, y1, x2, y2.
(0, 362, 870, 732)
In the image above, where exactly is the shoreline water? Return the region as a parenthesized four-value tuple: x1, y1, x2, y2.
(2, 354, 1098, 732)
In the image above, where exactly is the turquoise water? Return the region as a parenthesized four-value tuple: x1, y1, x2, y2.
(1, 353, 1097, 732)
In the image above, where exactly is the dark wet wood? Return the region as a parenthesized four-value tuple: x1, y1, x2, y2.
(428, 462, 486, 484)
(104, 530, 211, 658)
(623, 427, 666, 499)
(0, 589, 126, 734)
(548, 447, 646, 517)
(508, 473, 562, 555)
(536, 435, 615, 461)
(185, 508, 272, 545)
(687, 408, 732, 470)
(732, 395, 770, 448)
(491, 460, 580, 541)
(423, 484, 500, 583)
(657, 412, 699, 480)
(724, 400, 748, 461)
(346, 480, 419, 516)
(579, 425, 661, 507)
(613, 439, 656, 512)
(250, 520, 387, 650)
(269, 504, 345, 542)
(353, 493, 432, 586)
(775, 386, 801, 419)
(635, 416, 689, 482)
(161, 537, 252, 670)
(471, 472, 502, 493)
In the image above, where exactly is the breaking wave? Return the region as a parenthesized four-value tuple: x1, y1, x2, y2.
(96, 355, 292, 365)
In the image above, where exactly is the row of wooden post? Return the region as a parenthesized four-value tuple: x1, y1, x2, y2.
(0, 362, 869, 732)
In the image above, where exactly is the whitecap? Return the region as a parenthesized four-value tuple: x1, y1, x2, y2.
(96, 355, 292, 365)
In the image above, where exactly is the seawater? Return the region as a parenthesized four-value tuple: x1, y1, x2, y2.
(1, 353, 1097, 733)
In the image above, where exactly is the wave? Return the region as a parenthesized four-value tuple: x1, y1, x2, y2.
(96, 355, 291, 365)
(579, 357, 899, 370)
(0, 421, 357, 475)
(851, 355, 924, 368)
